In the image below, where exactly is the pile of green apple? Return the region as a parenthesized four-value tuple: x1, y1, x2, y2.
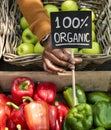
(16, 17, 44, 56)
(44, 0, 102, 55)
(78, 7, 102, 55)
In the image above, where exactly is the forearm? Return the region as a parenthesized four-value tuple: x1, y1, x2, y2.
(17, 0, 51, 41)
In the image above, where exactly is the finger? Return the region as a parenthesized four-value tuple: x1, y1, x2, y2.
(43, 63, 54, 74)
(52, 49, 70, 61)
(44, 50, 70, 67)
(69, 57, 82, 64)
(63, 48, 71, 55)
(74, 58, 83, 64)
(64, 57, 82, 70)
(43, 58, 65, 73)
(63, 49, 82, 64)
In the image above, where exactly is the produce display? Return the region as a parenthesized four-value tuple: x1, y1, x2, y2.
(0, 76, 111, 129)
(17, 18, 44, 56)
(59, 0, 102, 54)
(0, 77, 69, 130)
(2, 0, 110, 69)
(16, 0, 102, 57)
(0, 0, 110, 129)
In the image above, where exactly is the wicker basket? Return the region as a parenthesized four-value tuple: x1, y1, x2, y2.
(2, 0, 111, 69)
(75, 0, 111, 69)
(1, 0, 43, 67)
(0, 0, 8, 59)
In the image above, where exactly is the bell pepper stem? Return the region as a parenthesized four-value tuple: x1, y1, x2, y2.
(54, 101, 59, 106)
(16, 124, 22, 130)
(19, 81, 29, 90)
(22, 96, 33, 102)
(6, 101, 19, 110)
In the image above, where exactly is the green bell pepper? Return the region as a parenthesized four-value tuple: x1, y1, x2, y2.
(93, 101, 111, 129)
(87, 91, 111, 104)
(90, 127, 106, 130)
(62, 118, 71, 130)
(63, 84, 86, 108)
(65, 103, 93, 130)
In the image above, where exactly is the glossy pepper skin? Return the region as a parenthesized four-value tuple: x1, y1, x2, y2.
(55, 101, 69, 130)
(48, 104, 57, 130)
(63, 84, 86, 108)
(0, 103, 8, 130)
(93, 101, 111, 129)
(87, 91, 111, 104)
(65, 103, 93, 130)
(62, 118, 71, 130)
(6, 102, 28, 129)
(33, 82, 57, 104)
(11, 77, 34, 105)
(0, 94, 11, 105)
(6, 118, 16, 130)
(0, 94, 12, 130)
(0, 94, 12, 118)
(23, 96, 49, 130)
(91, 127, 106, 130)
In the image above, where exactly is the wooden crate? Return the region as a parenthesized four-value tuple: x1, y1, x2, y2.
(0, 71, 111, 92)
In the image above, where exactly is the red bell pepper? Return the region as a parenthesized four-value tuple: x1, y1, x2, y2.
(11, 77, 35, 105)
(48, 101, 69, 130)
(55, 101, 69, 130)
(0, 94, 11, 105)
(55, 110, 63, 130)
(48, 104, 58, 130)
(0, 103, 8, 130)
(55, 101, 69, 117)
(6, 118, 16, 130)
(0, 94, 12, 118)
(6, 101, 28, 129)
(23, 96, 49, 130)
(33, 82, 57, 104)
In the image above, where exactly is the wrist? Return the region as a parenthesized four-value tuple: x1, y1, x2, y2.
(41, 34, 50, 46)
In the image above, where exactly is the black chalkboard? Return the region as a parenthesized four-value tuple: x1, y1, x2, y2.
(51, 11, 92, 49)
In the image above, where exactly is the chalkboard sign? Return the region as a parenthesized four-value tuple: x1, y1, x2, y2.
(51, 11, 92, 49)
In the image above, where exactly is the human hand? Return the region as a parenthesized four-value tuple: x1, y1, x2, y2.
(41, 35, 82, 73)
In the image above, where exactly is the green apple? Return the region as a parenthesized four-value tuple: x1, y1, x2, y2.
(61, 0, 78, 11)
(20, 17, 29, 30)
(44, 4, 59, 17)
(92, 30, 96, 42)
(79, 49, 83, 53)
(34, 41, 44, 54)
(81, 42, 102, 54)
(22, 28, 38, 45)
(80, 8, 96, 21)
(73, 48, 79, 53)
(16, 42, 34, 56)
(92, 22, 96, 31)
